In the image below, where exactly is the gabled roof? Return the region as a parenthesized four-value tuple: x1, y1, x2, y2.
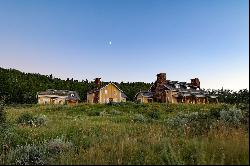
(87, 82, 124, 94)
(135, 91, 154, 98)
(100, 82, 124, 92)
(163, 84, 177, 91)
(169, 81, 178, 84)
(179, 82, 187, 85)
(121, 92, 128, 98)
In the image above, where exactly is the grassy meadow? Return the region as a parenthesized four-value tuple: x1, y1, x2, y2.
(0, 102, 249, 165)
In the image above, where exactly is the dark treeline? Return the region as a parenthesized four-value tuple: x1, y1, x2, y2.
(0, 67, 249, 104)
(206, 88, 249, 105)
(0, 67, 152, 104)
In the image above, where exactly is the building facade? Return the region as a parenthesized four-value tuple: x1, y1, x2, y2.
(135, 73, 218, 104)
(87, 78, 127, 104)
(37, 89, 80, 105)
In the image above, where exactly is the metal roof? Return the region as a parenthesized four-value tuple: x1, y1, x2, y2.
(87, 82, 125, 95)
(209, 95, 218, 98)
(194, 94, 206, 98)
(121, 92, 128, 98)
(135, 91, 154, 98)
(38, 89, 80, 100)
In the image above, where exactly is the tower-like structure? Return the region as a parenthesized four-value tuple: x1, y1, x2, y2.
(151, 73, 168, 102)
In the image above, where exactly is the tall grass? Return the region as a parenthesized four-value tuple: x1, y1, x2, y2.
(0, 103, 248, 165)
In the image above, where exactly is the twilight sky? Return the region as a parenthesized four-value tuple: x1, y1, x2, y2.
(0, 0, 249, 90)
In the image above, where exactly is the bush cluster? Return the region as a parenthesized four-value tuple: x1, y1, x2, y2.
(8, 144, 47, 165)
(132, 114, 147, 123)
(166, 108, 247, 136)
(146, 109, 161, 120)
(46, 136, 74, 155)
(109, 109, 122, 116)
(219, 109, 244, 126)
(86, 109, 101, 116)
(16, 113, 47, 127)
(7, 136, 74, 165)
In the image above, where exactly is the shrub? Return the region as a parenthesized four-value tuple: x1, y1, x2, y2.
(8, 144, 47, 165)
(209, 108, 221, 119)
(81, 136, 92, 150)
(166, 107, 248, 136)
(109, 109, 122, 116)
(132, 114, 147, 123)
(99, 110, 122, 116)
(86, 110, 101, 116)
(16, 112, 34, 126)
(236, 103, 249, 111)
(16, 113, 47, 127)
(46, 136, 73, 155)
(34, 115, 48, 126)
(100, 110, 108, 116)
(219, 109, 244, 126)
(147, 109, 161, 120)
(240, 109, 249, 127)
(166, 112, 215, 135)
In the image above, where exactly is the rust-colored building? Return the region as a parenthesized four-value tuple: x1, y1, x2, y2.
(135, 73, 218, 104)
(87, 78, 127, 104)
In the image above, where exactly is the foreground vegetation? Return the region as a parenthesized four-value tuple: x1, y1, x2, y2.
(0, 102, 249, 165)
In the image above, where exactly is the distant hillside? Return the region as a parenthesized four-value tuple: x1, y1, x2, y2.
(0, 67, 152, 104)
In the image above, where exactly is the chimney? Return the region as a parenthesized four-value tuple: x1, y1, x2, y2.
(156, 73, 167, 85)
(94, 78, 101, 88)
(190, 78, 200, 89)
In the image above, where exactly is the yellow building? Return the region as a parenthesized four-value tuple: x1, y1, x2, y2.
(135, 91, 154, 103)
(87, 78, 127, 104)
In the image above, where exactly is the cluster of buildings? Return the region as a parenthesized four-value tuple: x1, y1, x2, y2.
(135, 73, 218, 104)
(37, 73, 218, 105)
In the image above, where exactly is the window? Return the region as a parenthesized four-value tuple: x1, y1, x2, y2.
(105, 90, 108, 94)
